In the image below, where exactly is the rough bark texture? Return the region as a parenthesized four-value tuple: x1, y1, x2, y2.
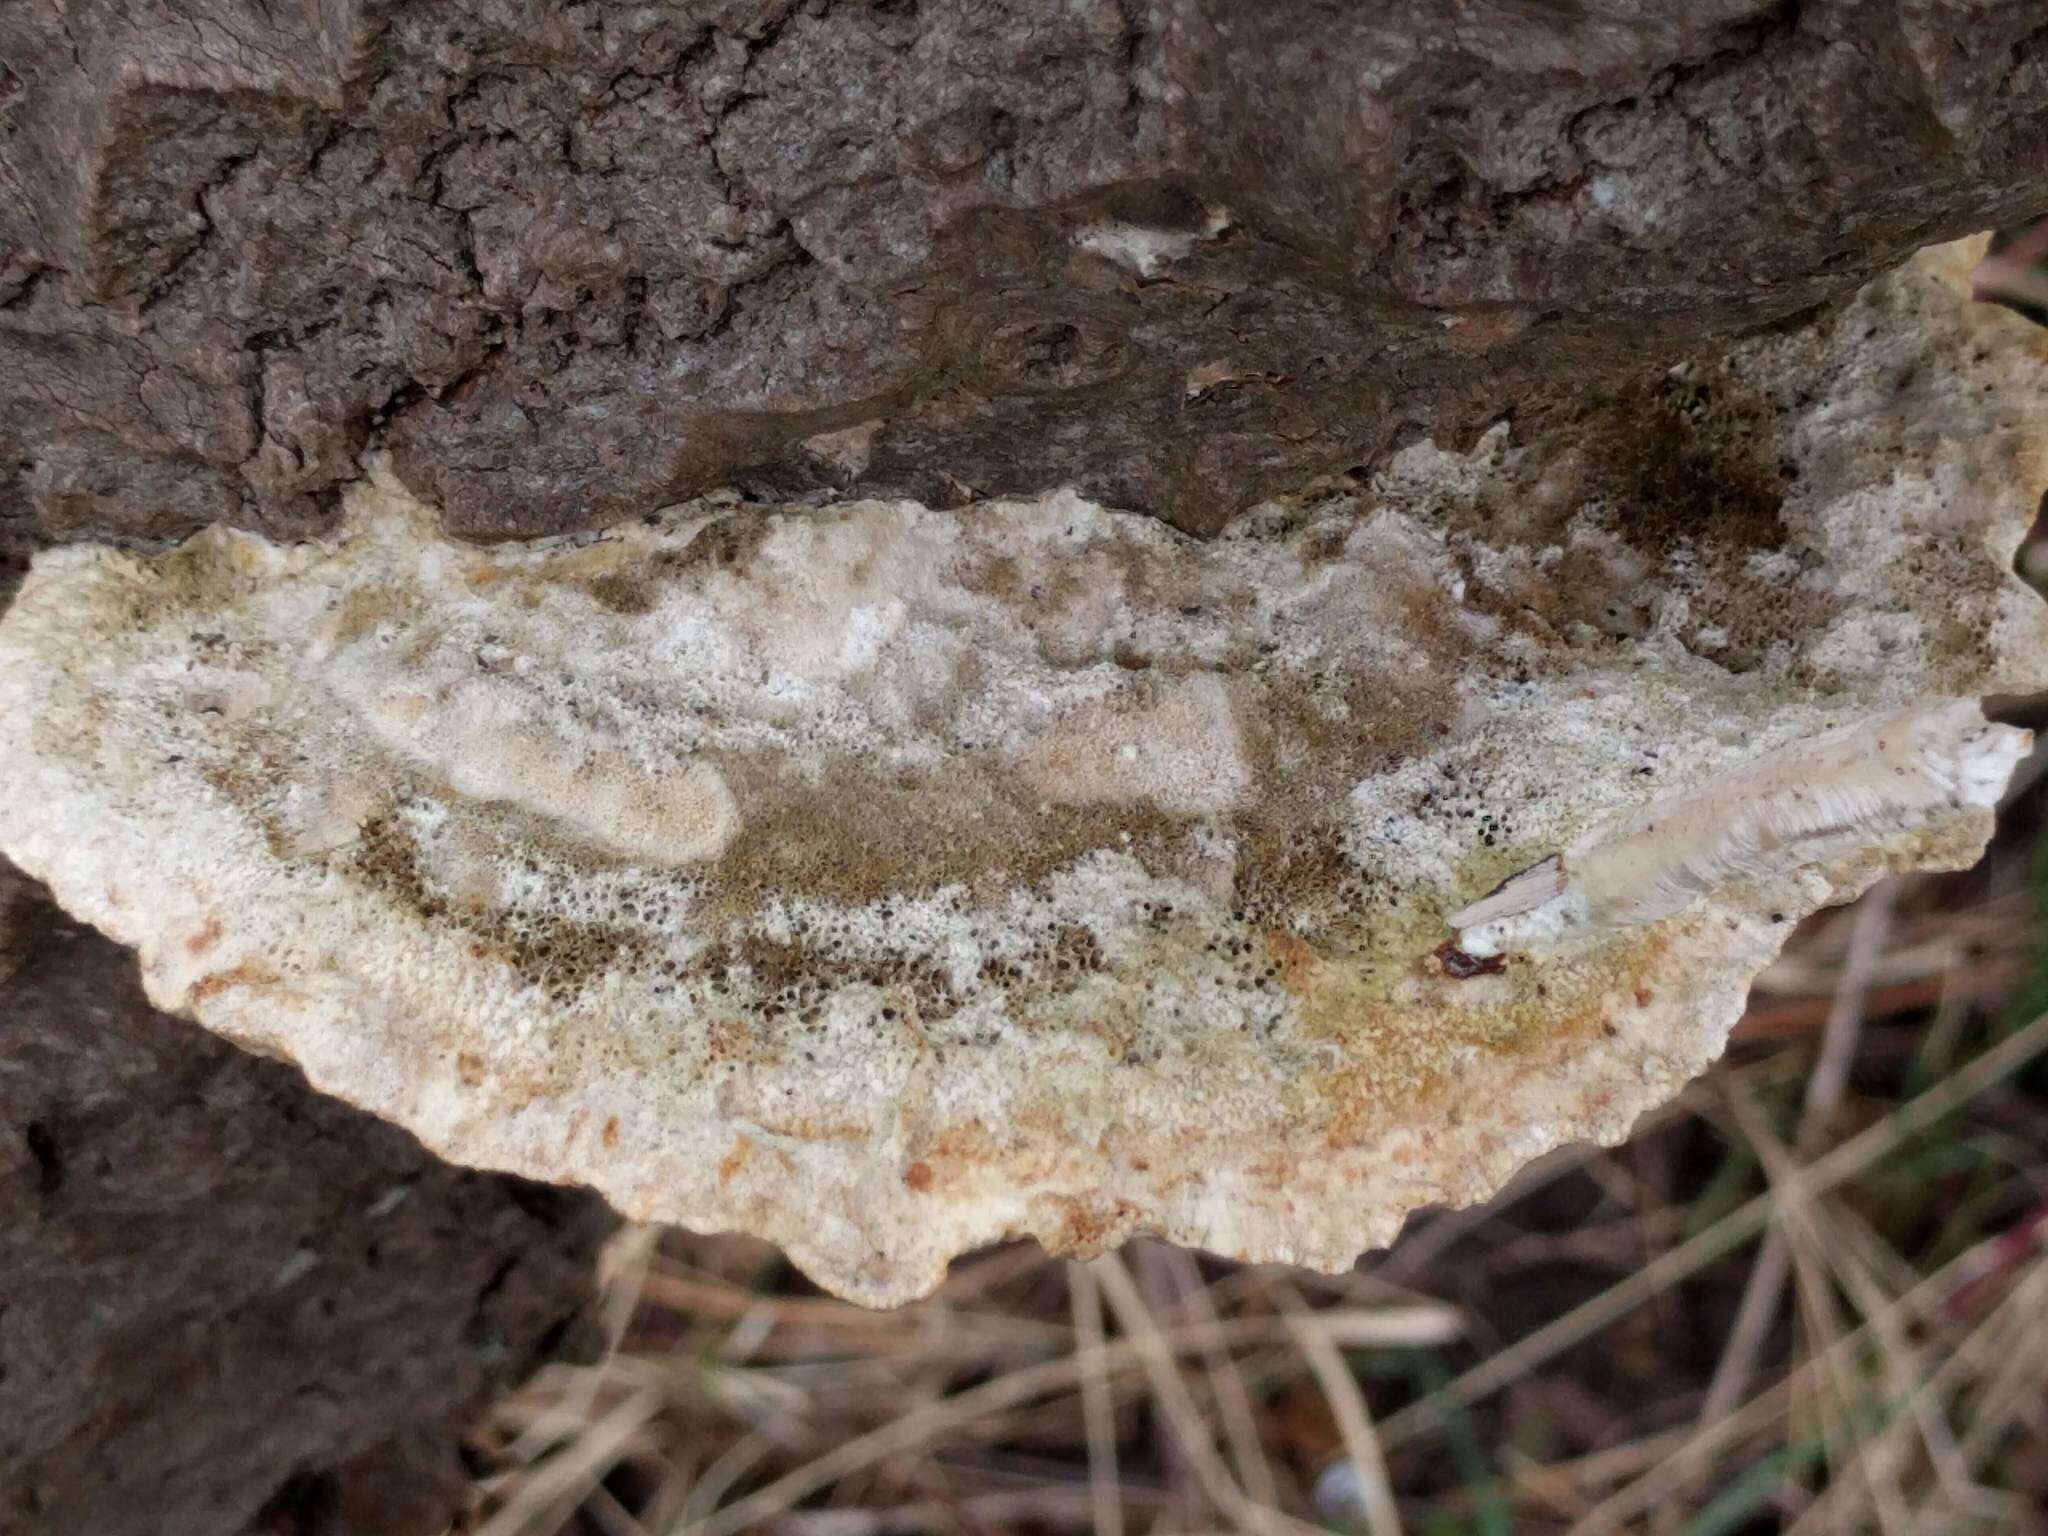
(2, 0, 2046, 555)
(0, 858, 617, 1536)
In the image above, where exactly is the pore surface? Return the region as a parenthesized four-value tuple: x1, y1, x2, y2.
(3, 244, 2045, 1304)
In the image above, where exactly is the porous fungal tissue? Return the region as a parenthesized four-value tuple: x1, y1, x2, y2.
(3, 243, 2045, 1306)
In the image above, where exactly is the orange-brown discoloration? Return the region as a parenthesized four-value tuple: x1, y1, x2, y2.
(456, 1051, 486, 1085)
(1438, 306, 1536, 355)
(718, 1137, 754, 1184)
(922, 1119, 1065, 1189)
(928, 1121, 1002, 1165)
(1040, 1195, 1140, 1255)
(184, 915, 224, 956)
(187, 959, 281, 1005)
(727, 1113, 870, 1144)
(704, 1012, 786, 1070)
(602, 1116, 620, 1148)
(1265, 928, 1317, 996)
(1305, 925, 1680, 1152)
(903, 1160, 934, 1192)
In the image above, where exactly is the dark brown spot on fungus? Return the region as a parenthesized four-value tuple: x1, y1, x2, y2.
(585, 572, 657, 615)
(1431, 941, 1507, 980)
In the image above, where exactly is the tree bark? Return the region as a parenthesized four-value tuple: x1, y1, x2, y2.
(0, 862, 616, 1536)
(3, 0, 2045, 555)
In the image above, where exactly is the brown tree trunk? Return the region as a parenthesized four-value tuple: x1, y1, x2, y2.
(4, 0, 2046, 558)
(0, 861, 616, 1536)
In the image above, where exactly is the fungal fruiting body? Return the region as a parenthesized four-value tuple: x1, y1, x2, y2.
(1, 242, 2045, 1305)
(1453, 704, 2032, 957)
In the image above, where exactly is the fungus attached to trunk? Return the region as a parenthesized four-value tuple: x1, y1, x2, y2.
(3, 243, 2044, 1305)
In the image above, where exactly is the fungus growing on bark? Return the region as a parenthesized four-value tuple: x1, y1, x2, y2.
(2, 242, 2044, 1305)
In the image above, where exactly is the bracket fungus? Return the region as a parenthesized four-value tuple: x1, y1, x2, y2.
(3, 243, 2046, 1306)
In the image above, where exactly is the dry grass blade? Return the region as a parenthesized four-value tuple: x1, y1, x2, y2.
(651, 1294, 1455, 1534)
(1066, 1261, 1124, 1536)
(1269, 1278, 1403, 1536)
(1783, 1256, 2048, 1536)
(1697, 883, 1894, 1436)
(1379, 1004, 2048, 1449)
(1159, 1245, 1284, 1510)
(1089, 1251, 1326, 1536)
(1728, 1084, 1912, 1536)
(478, 1388, 663, 1536)
(761, 1483, 1175, 1535)
(1561, 1219, 2033, 1536)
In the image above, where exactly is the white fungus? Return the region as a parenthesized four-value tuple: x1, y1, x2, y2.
(1, 240, 2043, 1305)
